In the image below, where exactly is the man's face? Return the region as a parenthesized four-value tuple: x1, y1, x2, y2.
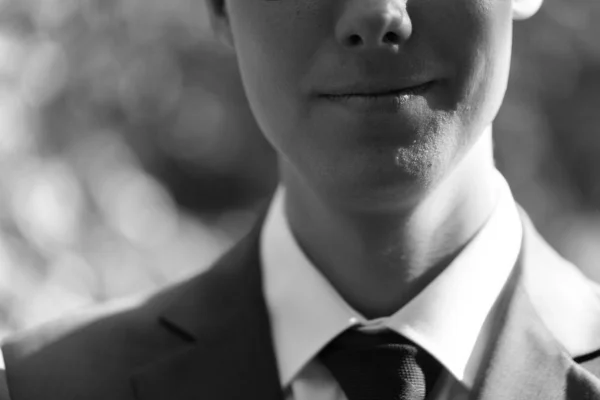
(208, 0, 542, 207)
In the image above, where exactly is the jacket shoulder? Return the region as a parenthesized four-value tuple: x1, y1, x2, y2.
(1, 276, 197, 400)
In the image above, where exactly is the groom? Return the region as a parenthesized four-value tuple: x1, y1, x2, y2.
(1, 0, 600, 399)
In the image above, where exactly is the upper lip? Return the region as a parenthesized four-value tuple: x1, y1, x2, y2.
(316, 79, 434, 97)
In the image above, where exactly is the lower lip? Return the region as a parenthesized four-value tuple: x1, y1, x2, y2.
(319, 81, 436, 114)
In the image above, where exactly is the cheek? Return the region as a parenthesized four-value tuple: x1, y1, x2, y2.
(423, 0, 513, 120)
(452, 1, 513, 95)
(227, 2, 329, 145)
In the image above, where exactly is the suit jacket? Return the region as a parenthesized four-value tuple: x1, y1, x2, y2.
(1, 212, 600, 400)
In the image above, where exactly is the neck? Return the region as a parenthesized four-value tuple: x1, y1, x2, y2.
(281, 128, 500, 319)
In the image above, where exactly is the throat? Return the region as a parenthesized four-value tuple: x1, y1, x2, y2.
(282, 129, 500, 319)
(292, 221, 470, 319)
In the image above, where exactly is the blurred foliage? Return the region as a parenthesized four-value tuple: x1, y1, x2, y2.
(0, 0, 597, 337)
(0, 0, 277, 336)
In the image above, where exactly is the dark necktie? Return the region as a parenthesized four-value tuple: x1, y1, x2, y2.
(319, 329, 443, 400)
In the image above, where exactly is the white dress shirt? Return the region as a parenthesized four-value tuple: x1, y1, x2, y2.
(260, 171, 523, 400)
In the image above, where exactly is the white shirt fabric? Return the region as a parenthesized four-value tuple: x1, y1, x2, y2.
(260, 171, 523, 400)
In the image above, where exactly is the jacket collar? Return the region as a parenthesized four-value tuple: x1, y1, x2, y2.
(131, 217, 283, 400)
(472, 261, 592, 400)
(131, 212, 600, 400)
(474, 211, 600, 399)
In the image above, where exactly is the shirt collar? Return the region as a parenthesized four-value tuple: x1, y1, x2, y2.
(260, 171, 522, 389)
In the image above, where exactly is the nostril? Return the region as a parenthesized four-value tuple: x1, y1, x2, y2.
(347, 34, 363, 47)
(382, 31, 400, 45)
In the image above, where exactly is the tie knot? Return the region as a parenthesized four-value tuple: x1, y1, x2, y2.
(319, 329, 441, 400)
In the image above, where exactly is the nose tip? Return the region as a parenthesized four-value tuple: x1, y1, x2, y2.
(336, 1, 412, 50)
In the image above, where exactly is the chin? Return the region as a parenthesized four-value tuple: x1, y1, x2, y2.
(310, 154, 443, 212)
(283, 122, 461, 211)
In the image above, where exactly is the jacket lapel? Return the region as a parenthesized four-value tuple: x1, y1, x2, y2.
(474, 281, 600, 400)
(473, 214, 600, 400)
(131, 218, 284, 400)
(473, 278, 575, 399)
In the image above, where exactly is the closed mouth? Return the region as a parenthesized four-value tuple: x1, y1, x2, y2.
(319, 81, 436, 100)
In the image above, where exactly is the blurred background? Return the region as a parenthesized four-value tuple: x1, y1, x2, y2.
(0, 0, 597, 338)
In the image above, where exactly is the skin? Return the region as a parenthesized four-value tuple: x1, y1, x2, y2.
(205, 0, 544, 318)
